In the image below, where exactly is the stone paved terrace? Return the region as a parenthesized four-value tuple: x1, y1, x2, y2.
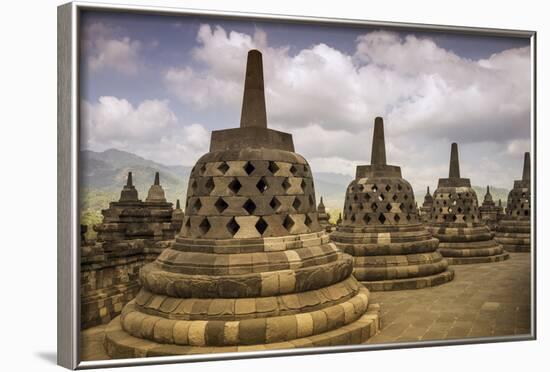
(81, 252, 531, 361)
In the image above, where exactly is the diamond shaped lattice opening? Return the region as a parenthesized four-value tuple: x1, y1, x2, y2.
(351, 214, 356, 222)
(243, 199, 257, 214)
(198, 217, 211, 234)
(378, 213, 386, 224)
(226, 217, 240, 235)
(191, 180, 198, 193)
(392, 194, 398, 202)
(292, 197, 301, 211)
(205, 177, 215, 194)
(255, 217, 268, 235)
(268, 161, 279, 175)
(385, 203, 392, 212)
(290, 165, 298, 175)
(270, 196, 281, 211)
(282, 178, 291, 192)
(244, 161, 255, 175)
(256, 177, 269, 193)
(363, 214, 371, 224)
(385, 185, 391, 192)
(283, 215, 295, 231)
(228, 179, 242, 194)
(371, 185, 378, 193)
(300, 179, 307, 191)
(218, 162, 229, 174)
(304, 214, 312, 228)
(371, 203, 378, 211)
(309, 195, 315, 206)
(378, 194, 385, 201)
(199, 164, 207, 176)
(394, 214, 400, 223)
(214, 197, 229, 213)
(193, 198, 202, 212)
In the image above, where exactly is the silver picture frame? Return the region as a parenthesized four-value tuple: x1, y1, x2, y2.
(57, 1, 537, 369)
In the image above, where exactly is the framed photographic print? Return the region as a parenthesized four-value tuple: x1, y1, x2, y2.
(57, 1, 536, 369)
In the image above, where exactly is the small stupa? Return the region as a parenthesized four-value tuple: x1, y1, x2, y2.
(495, 152, 531, 252)
(105, 49, 380, 357)
(479, 186, 500, 231)
(330, 117, 454, 291)
(143, 172, 178, 241)
(172, 199, 185, 232)
(419, 186, 433, 223)
(94, 172, 153, 243)
(317, 197, 332, 232)
(428, 143, 509, 264)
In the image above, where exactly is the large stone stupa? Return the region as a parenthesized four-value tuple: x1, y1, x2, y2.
(330, 118, 454, 291)
(105, 50, 380, 357)
(428, 143, 509, 264)
(495, 152, 531, 252)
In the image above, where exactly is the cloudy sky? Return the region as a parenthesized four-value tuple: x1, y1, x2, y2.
(80, 11, 532, 192)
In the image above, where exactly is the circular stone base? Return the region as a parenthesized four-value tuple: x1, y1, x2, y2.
(361, 269, 454, 291)
(500, 244, 530, 253)
(445, 252, 510, 265)
(104, 304, 381, 358)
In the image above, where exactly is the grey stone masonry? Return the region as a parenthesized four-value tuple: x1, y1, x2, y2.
(81, 172, 182, 329)
(428, 143, 509, 264)
(104, 49, 380, 358)
(495, 152, 531, 252)
(331, 117, 454, 291)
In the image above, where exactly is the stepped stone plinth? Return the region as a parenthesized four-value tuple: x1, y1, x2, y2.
(105, 49, 380, 358)
(331, 118, 453, 291)
(419, 187, 433, 223)
(495, 152, 531, 252)
(81, 172, 180, 329)
(317, 197, 334, 232)
(479, 186, 500, 231)
(428, 143, 509, 264)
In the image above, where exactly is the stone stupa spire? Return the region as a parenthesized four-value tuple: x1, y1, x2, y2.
(145, 172, 167, 203)
(428, 143, 508, 264)
(449, 142, 460, 178)
(495, 151, 531, 252)
(371, 117, 386, 166)
(119, 172, 139, 202)
(332, 117, 453, 290)
(240, 49, 267, 129)
(106, 49, 380, 357)
(522, 151, 530, 182)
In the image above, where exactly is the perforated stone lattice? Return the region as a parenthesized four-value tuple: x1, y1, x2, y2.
(181, 159, 320, 238)
(506, 186, 530, 218)
(431, 188, 480, 225)
(342, 178, 420, 226)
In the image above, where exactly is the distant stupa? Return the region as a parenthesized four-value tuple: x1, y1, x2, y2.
(419, 186, 433, 223)
(428, 143, 509, 264)
(105, 49, 380, 357)
(495, 152, 531, 252)
(317, 196, 332, 231)
(479, 185, 500, 231)
(331, 117, 453, 291)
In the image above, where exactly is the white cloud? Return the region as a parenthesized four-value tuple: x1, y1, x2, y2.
(163, 25, 531, 189)
(81, 96, 209, 166)
(82, 22, 142, 75)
